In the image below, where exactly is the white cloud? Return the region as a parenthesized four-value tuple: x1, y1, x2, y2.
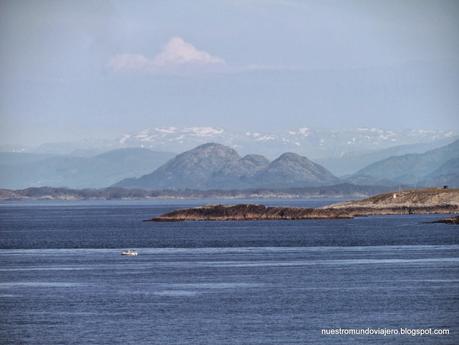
(109, 36, 225, 73)
(153, 37, 224, 66)
(108, 36, 308, 75)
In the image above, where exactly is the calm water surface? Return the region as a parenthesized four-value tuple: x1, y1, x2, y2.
(0, 200, 458, 344)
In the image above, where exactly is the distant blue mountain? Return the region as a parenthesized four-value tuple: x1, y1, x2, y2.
(347, 139, 459, 187)
(420, 158, 459, 188)
(115, 143, 339, 190)
(317, 138, 456, 176)
(0, 148, 174, 189)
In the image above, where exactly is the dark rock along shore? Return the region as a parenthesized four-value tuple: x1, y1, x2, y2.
(430, 216, 459, 224)
(152, 188, 459, 222)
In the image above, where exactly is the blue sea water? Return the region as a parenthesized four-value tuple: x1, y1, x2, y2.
(0, 200, 458, 344)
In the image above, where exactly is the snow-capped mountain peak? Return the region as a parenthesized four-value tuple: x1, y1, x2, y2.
(116, 127, 457, 159)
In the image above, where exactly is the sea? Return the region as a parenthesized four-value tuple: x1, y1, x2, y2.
(0, 199, 458, 345)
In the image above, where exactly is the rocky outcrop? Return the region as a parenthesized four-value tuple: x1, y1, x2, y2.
(152, 188, 459, 221)
(430, 216, 459, 224)
(324, 188, 459, 209)
(153, 204, 351, 221)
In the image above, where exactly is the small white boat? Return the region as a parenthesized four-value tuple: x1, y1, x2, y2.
(121, 249, 138, 256)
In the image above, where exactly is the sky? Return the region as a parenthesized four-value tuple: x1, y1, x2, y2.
(1, 0, 459, 146)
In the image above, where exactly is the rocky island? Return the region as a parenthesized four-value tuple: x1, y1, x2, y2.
(152, 188, 459, 221)
(430, 215, 459, 224)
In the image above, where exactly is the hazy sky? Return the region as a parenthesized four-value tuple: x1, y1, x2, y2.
(1, 0, 458, 146)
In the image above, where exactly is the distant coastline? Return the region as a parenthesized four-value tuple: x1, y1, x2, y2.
(0, 184, 398, 201)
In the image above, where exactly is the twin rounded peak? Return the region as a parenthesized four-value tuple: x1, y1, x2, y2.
(191, 143, 309, 162)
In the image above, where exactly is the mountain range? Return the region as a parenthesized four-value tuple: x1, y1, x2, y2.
(1, 135, 458, 190)
(117, 140, 459, 190)
(347, 139, 459, 187)
(115, 143, 339, 190)
(316, 139, 455, 176)
(117, 127, 457, 161)
(7, 127, 456, 165)
(421, 158, 459, 187)
(0, 148, 174, 189)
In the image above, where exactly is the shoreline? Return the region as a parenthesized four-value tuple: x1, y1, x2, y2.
(152, 189, 459, 222)
(0, 184, 397, 201)
(152, 204, 458, 222)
